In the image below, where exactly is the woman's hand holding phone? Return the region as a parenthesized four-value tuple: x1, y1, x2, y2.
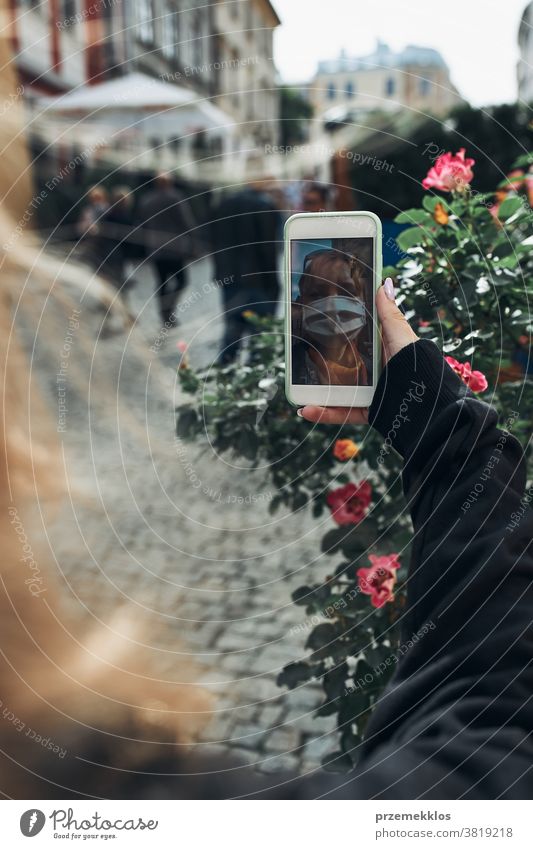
(297, 279, 419, 425)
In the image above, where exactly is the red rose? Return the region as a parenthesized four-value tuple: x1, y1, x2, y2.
(445, 356, 488, 393)
(357, 554, 400, 608)
(422, 148, 475, 192)
(326, 481, 372, 526)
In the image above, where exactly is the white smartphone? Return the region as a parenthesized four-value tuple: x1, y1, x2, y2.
(284, 211, 382, 408)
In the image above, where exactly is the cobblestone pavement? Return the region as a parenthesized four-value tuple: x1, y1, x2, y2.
(27, 254, 337, 779)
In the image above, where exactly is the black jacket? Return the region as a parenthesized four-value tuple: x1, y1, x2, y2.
(320, 339, 533, 799)
(210, 188, 281, 300)
(137, 187, 196, 261)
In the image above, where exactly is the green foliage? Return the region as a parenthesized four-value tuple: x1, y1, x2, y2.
(347, 102, 533, 219)
(279, 86, 314, 148)
(177, 153, 533, 771)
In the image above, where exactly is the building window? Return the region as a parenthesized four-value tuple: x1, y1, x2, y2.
(162, 2, 179, 60)
(346, 80, 354, 98)
(58, 0, 77, 25)
(263, 27, 271, 56)
(245, 1, 254, 37)
(246, 87, 255, 121)
(231, 49, 240, 107)
(327, 82, 336, 100)
(191, 9, 205, 68)
(137, 0, 155, 45)
(420, 78, 431, 96)
(385, 77, 395, 96)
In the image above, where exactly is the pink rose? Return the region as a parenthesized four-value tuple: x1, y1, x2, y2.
(176, 340, 188, 353)
(326, 481, 372, 526)
(357, 554, 400, 608)
(422, 148, 475, 192)
(445, 356, 488, 393)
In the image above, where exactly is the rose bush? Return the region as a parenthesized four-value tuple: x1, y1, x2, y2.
(177, 151, 533, 771)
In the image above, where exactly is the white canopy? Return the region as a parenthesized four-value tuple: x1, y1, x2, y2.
(42, 72, 234, 131)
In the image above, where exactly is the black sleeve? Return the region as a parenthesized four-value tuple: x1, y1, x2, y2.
(325, 340, 533, 799)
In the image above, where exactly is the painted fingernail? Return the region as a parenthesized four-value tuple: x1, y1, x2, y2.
(383, 277, 395, 301)
(296, 408, 304, 417)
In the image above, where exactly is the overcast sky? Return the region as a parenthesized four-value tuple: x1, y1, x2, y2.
(272, 0, 530, 106)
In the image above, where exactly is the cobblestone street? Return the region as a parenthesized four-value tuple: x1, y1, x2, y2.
(28, 254, 337, 780)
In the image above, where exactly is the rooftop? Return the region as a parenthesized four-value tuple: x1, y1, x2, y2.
(316, 41, 449, 75)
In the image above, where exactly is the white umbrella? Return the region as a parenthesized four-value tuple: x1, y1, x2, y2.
(41, 71, 234, 132)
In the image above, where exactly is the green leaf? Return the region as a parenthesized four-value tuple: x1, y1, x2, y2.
(513, 153, 533, 168)
(338, 693, 370, 725)
(291, 490, 308, 510)
(239, 426, 259, 459)
(498, 196, 525, 220)
(321, 527, 348, 555)
(176, 407, 198, 438)
(291, 585, 316, 606)
(277, 661, 314, 689)
(423, 195, 443, 212)
(315, 699, 340, 717)
(312, 499, 324, 518)
(394, 209, 430, 224)
(340, 727, 362, 757)
(396, 226, 424, 251)
(364, 645, 393, 667)
(305, 623, 337, 651)
(492, 239, 516, 259)
(323, 663, 349, 699)
(268, 495, 283, 515)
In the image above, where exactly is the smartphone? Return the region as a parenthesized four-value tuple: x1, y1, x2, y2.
(284, 211, 382, 408)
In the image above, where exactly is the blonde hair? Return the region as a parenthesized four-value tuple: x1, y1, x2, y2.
(0, 18, 210, 795)
(1, 235, 212, 798)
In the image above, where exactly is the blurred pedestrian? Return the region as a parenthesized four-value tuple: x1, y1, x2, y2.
(77, 185, 110, 275)
(301, 181, 330, 212)
(77, 184, 109, 240)
(138, 172, 196, 326)
(211, 179, 281, 363)
(100, 186, 136, 293)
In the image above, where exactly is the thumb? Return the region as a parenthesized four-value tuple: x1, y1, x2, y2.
(377, 278, 419, 365)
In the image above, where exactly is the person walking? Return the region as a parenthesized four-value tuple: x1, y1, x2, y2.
(138, 172, 196, 326)
(99, 186, 136, 293)
(77, 184, 109, 240)
(211, 179, 281, 363)
(77, 185, 110, 270)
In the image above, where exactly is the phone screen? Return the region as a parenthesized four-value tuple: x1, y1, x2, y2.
(290, 237, 375, 386)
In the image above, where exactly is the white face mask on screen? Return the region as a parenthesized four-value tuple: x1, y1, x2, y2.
(301, 296, 366, 345)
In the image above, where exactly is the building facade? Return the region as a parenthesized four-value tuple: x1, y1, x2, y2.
(310, 41, 463, 122)
(9, 1, 280, 137)
(123, 0, 281, 147)
(210, 0, 280, 148)
(518, 1, 533, 103)
(9, 0, 91, 100)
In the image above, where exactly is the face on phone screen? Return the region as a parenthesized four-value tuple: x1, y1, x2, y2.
(290, 237, 374, 387)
